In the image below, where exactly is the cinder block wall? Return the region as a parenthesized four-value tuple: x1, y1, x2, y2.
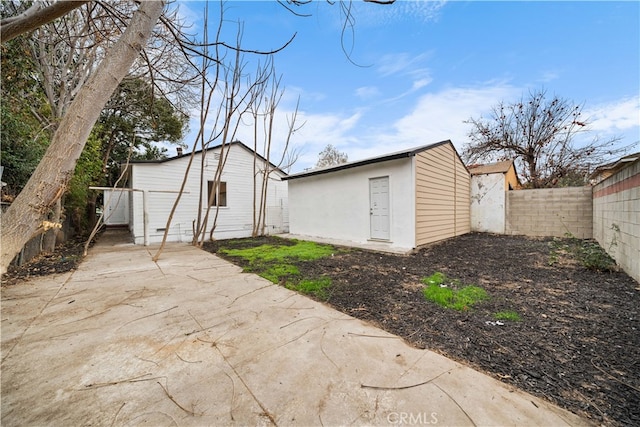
(593, 159, 640, 284)
(506, 187, 593, 238)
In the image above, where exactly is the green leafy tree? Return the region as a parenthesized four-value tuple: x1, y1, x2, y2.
(98, 78, 187, 185)
(65, 130, 103, 234)
(0, 38, 50, 198)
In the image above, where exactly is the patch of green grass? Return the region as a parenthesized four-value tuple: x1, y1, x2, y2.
(218, 239, 335, 294)
(423, 283, 455, 307)
(261, 264, 300, 283)
(422, 272, 446, 286)
(286, 277, 332, 300)
(421, 272, 488, 311)
(494, 310, 521, 322)
(220, 240, 334, 264)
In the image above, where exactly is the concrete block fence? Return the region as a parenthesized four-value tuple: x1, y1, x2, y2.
(501, 160, 638, 283)
(505, 187, 593, 239)
(592, 159, 640, 284)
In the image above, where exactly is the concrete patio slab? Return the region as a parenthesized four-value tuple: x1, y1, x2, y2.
(279, 233, 413, 255)
(1, 231, 591, 426)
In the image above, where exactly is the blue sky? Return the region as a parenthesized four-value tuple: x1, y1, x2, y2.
(176, 1, 640, 173)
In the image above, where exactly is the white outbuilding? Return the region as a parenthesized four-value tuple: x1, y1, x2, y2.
(104, 141, 288, 245)
(468, 160, 520, 234)
(284, 140, 470, 253)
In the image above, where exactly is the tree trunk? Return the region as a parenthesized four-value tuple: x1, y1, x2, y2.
(0, 1, 165, 274)
(42, 198, 62, 253)
(0, 1, 89, 43)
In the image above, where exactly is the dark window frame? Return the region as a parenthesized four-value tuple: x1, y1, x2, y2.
(207, 180, 227, 207)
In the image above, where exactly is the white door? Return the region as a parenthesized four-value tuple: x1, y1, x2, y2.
(369, 176, 390, 240)
(104, 189, 129, 226)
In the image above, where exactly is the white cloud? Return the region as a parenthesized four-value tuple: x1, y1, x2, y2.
(411, 78, 432, 91)
(355, 86, 381, 99)
(585, 95, 640, 133)
(369, 83, 520, 153)
(174, 2, 203, 34)
(537, 70, 560, 83)
(184, 82, 639, 175)
(290, 110, 363, 169)
(348, 1, 447, 27)
(377, 52, 430, 77)
(269, 83, 520, 172)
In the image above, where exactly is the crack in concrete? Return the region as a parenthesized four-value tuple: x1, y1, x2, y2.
(320, 328, 339, 371)
(115, 305, 178, 331)
(433, 382, 478, 427)
(226, 283, 275, 308)
(1, 269, 76, 363)
(214, 344, 278, 427)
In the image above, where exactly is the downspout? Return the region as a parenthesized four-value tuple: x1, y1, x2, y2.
(453, 150, 457, 235)
(411, 155, 417, 248)
(142, 189, 149, 246)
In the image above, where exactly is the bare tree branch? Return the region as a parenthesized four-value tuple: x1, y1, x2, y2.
(463, 88, 629, 188)
(1, 1, 89, 43)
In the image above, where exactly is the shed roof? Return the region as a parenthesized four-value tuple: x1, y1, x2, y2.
(588, 152, 640, 182)
(126, 140, 287, 175)
(284, 140, 460, 181)
(467, 160, 515, 175)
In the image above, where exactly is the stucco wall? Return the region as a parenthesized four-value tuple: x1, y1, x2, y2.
(593, 159, 640, 283)
(470, 173, 506, 233)
(506, 187, 593, 238)
(288, 158, 415, 250)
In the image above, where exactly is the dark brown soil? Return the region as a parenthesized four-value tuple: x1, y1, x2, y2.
(205, 233, 640, 427)
(1, 238, 87, 286)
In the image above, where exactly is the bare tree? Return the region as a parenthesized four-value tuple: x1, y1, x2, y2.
(316, 144, 348, 168)
(152, 3, 279, 259)
(250, 65, 302, 237)
(463, 88, 628, 188)
(0, 1, 165, 274)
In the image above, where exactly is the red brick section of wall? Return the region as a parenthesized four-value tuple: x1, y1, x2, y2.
(593, 173, 640, 198)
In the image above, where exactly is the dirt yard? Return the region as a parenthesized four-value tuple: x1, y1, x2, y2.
(4, 232, 639, 426)
(204, 233, 640, 427)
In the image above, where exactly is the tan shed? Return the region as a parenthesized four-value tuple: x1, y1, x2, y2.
(284, 140, 470, 252)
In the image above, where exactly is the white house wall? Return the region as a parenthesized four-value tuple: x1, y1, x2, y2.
(129, 144, 288, 245)
(288, 158, 415, 250)
(470, 173, 506, 233)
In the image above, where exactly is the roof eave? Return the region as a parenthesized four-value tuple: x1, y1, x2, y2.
(284, 140, 453, 181)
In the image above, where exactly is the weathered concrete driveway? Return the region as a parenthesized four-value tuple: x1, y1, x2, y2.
(1, 232, 590, 426)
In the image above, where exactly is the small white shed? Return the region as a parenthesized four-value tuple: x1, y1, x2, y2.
(119, 141, 288, 245)
(284, 140, 470, 252)
(468, 160, 520, 234)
